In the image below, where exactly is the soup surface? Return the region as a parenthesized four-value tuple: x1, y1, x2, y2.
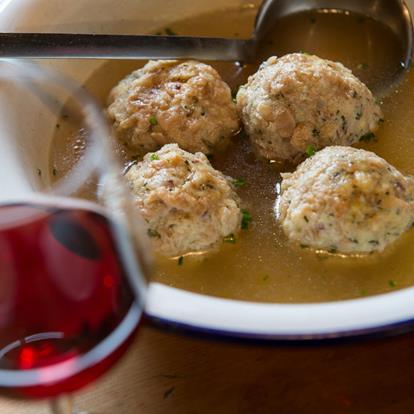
(50, 6, 414, 303)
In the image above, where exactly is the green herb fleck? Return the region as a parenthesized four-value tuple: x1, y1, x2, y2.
(388, 280, 397, 288)
(359, 132, 376, 142)
(147, 228, 161, 238)
(232, 178, 246, 188)
(360, 289, 368, 297)
(304, 216, 309, 223)
(357, 63, 369, 70)
(52, 168, 58, 176)
(241, 209, 252, 230)
(165, 27, 177, 36)
(224, 234, 236, 244)
(305, 145, 316, 157)
(262, 274, 270, 282)
(178, 256, 184, 266)
(150, 153, 159, 161)
(149, 115, 158, 126)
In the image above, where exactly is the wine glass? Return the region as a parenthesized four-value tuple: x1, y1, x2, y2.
(0, 59, 149, 413)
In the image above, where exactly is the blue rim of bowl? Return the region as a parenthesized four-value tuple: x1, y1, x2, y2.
(144, 312, 414, 345)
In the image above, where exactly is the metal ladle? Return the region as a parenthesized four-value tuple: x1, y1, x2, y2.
(0, 0, 412, 89)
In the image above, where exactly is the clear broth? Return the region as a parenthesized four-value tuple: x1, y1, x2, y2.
(50, 7, 414, 303)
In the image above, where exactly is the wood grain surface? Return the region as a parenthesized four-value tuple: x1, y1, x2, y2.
(1, 323, 414, 413)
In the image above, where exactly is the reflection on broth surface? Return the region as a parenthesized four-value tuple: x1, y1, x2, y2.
(50, 7, 414, 303)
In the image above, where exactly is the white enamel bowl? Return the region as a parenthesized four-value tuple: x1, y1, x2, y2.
(1, 0, 414, 342)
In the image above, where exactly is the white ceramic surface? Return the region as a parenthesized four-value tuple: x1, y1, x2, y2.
(1, 0, 414, 341)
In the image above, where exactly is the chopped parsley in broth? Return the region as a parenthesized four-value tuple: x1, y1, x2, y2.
(149, 115, 158, 126)
(50, 6, 414, 303)
(305, 145, 316, 158)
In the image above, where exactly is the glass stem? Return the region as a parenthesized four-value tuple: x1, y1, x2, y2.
(50, 395, 74, 414)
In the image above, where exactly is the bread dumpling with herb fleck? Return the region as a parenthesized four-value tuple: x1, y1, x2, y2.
(125, 144, 242, 257)
(279, 146, 414, 254)
(236, 53, 383, 164)
(107, 60, 239, 156)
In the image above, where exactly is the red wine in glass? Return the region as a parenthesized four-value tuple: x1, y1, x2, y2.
(0, 201, 144, 399)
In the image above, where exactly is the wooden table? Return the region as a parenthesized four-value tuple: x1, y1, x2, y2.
(1, 323, 414, 413)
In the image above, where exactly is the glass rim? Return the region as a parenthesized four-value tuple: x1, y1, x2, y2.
(0, 194, 145, 388)
(0, 60, 147, 389)
(0, 59, 150, 294)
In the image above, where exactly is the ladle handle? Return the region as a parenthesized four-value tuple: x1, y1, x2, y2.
(0, 33, 250, 61)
